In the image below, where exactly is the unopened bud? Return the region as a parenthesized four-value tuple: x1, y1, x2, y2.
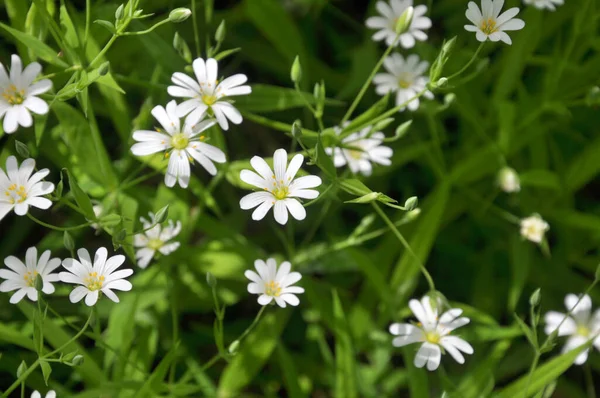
(444, 93, 456, 106)
(228, 340, 240, 354)
(115, 4, 124, 21)
(98, 61, 110, 76)
(173, 32, 192, 63)
(206, 272, 217, 288)
(34, 274, 43, 292)
(63, 231, 75, 252)
(15, 140, 30, 158)
(404, 196, 418, 211)
(292, 120, 303, 138)
(404, 208, 421, 221)
(169, 8, 192, 23)
(215, 20, 226, 43)
(16, 361, 27, 377)
(436, 77, 448, 88)
(346, 192, 381, 204)
(498, 167, 520, 193)
(313, 83, 320, 100)
(395, 6, 414, 35)
(291, 56, 302, 84)
(529, 288, 541, 307)
(154, 205, 169, 224)
(441, 36, 457, 56)
(72, 355, 84, 366)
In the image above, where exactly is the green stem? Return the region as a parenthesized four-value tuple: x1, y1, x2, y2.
(191, 0, 201, 56)
(341, 33, 400, 124)
(200, 353, 221, 372)
(46, 310, 94, 358)
(448, 42, 485, 80)
(3, 361, 39, 397)
(84, 0, 91, 48)
(522, 352, 540, 398)
(584, 363, 597, 398)
(236, 306, 267, 345)
(169, 279, 179, 385)
(121, 19, 170, 36)
(371, 202, 435, 292)
(27, 214, 92, 231)
(303, 183, 334, 207)
(89, 34, 118, 68)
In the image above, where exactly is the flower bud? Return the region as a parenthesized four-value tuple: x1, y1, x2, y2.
(292, 120, 303, 138)
(404, 196, 418, 211)
(34, 274, 44, 292)
(395, 6, 414, 35)
(72, 355, 84, 366)
(497, 167, 520, 193)
(16, 361, 27, 377)
(115, 4, 124, 21)
(169, 8, 192, 23)
(529, 288, 541, 307)
(291, 56, 302, 84)
(63, 231, 75, 252)
(206, 272, 217, 288)
(173, 32, 192, 63)
(404, 208, 421, 221)
(154, 204, 170, 224)
(15, 140, 30, 158)
(228, 340, 240, 354)
(98, 61, 110, 76)
(215, 20, 226, 43)
(435, 77, 448, 88)
(345, 192, 381, 204)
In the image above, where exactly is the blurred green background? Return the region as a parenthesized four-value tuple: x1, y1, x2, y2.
(1, 0, 600, 396)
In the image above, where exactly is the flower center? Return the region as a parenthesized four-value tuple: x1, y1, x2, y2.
(23, 270, 39, 287)
(84, 272, 105, 291)
(271, 185, 289, 200)
(2, 84, 26, 105)
(480, 18, 497, 34)
(348, 149, 363, 160)
(148, 238, 164, 250)
(424, 331, 441, 344)
(4, 184, 28, 204)
(202, 94, 218, 106)
(577, 325, 591, 337)
(525, 225, 539, 237)
(265, 280, 282, 297)
(170, 133, 189, 150)
(397, 72, 413, 89)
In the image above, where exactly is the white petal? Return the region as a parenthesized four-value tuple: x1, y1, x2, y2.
(23, 97, 48, 115)
(102, 288, 120, 303)
(414, 342, 441, 371)
(280, 294, 300, 306)
(3, 107, 19, 133)
(290, 175, 322, 190)
(240, 191, 272, 210)
(273, 201, 289, 225)
(245, 270, 262, 284)
(257, 294, 273, 306)
(27, 80, 52, 96)
(250, 156, 275, 180)
(69, 286, 89, 303)
(240, 170, 269, 189)
(273, 149, 288, 181)
(9, 288, 28, 304)
(192, 58, 207, 83)
(171, 72, 200, 92)
(218, 74, 248, 91)
(84, 290, 99, 306)
(187, 148, 217, 175)
(252, 200, 274, 221)
(151, 104, 178, 135)
(283, 199, 306, 221)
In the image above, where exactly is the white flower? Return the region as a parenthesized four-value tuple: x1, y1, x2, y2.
(0, 247, 61, 304)
(167, 58, 251, 131)
(0, 156, 54, 222)
(497, 167, 520, 193)
(239, 149, 322, 225)
(0, 55, 52, 134)
(245, 258, 304, 308)
(373, 54, 434, 112)
(365, 1, 432, 48)
(389, 296, 473, 371)
(464, 0, 525, 45)
(31, 391, 56, 398)
(520, 214, 549, 243)
(523, 0, 563, 11)
(326, 123, 393, 176)
(133, 212, 181, 269)
(544, 294, 600, 365)
(131, 100, 226, 188)
(90, 204, 104, 230)
(59, 247, 133, 306)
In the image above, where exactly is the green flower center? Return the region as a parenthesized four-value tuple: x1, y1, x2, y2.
(577, 325, 590, 337)
(171, 133, 189, 150)
(148, 238, 164, 250)
(23, 271, 38, 287)
(2, 84, 25, 105)
(202, 94, 218, 106)
(424, 331, 441, 345)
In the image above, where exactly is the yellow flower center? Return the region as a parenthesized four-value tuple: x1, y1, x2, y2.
(424, 331, 441, 344)
(23, 270, 39, 287)
(5, 184, 28, 204)
(202, 94, 218, 106)
(577, 325, 590, 337)
(84, 271, 105, 291)
(348, 149, 363, 160)
(170, 133, 189, 150)
(480, 18, 497, 34)
(2, 84, 25, 105)
(272, 185, 289, 200)
(148, 238, 164, 250)
(265, 280, 282, 297)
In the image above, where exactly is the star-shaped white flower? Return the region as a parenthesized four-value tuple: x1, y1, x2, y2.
(0, 247, 61, 304)
(133, 212, 181, 269)
(245, 258, 304, 308)
(389, 295, 474, 371)
(464, 0, 525, 45)
(544, 294, 600, 365)
(131, 100, 226, 188)
(373, 54, 434, 112)
(0, 156, 55, 222)
(497, 167, 520, 193)
(326, 123, 393, 176)
(523, 0, 563, 11)
(31, 391, 56, 398)
(168, 57, 251, 131)
(520, 214, 549, 244)
(365, 1, 432, 48)
(59, 247, 133, 306)
(239, 149, 322, 225)
(0, 55, 52, 134)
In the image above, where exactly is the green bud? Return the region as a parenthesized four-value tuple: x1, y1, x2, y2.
(98, 61, 110, 76)
(61, 351, 77, 363)
(435, 77, 448, 88)
(291, 55, 302, 84)
(15, 140, 30, 158)
(169, 8, 192, 23)
(115, 4, 124, 21)
(394, 6, 414, 35)
(99, 214, 122, 227)
(586, 86, 600, 107)
(292, 120, 303, 138)
(34, 274, 43, 292)
(345, 192, 381, 204)
(173, 32, 192, 63)
(444, 93, 456, 106)
(206, 272, 217, 288)
(372, 118, 395, 132)
(71, 355, 84, 366)
(313, 83, 320, 100)
(228, 340, 240, 354)
(404, 196, 418, 211)
(154, 204, 170, 224)
(16, 361, 27, 377)
(63, 231, 75, 252)
(55, 179, 64, 199)
(94, 19, 116, 34)
(215, 20, 226, 43)
(441, 36, 457, 56)
(404, 208, 421, 221)
(529, 288, 541, 307)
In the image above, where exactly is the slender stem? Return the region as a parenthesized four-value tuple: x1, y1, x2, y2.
(27, 214, 92, 231)
(36, 297, 44, 355)
(341, 34, 400, 124)
(46, 311, 93, 358)
(121, 19, 170, 36)
(303, 183, 334, 207)
(522, 353, 540, 398)
(584, 363, 597, 398)
(200, 353, 221, 372)
(84, 0, 91, 48)
(371, 202, 435, 292)
(448, 42, 485, 80)
(120, 169, 162, 191)
(236, 306, 267, 345)
(191, 0, 201, 56)
(169, 279, 179, 385)
(89, 34, 118, 68)
(3, 361, 40, 396)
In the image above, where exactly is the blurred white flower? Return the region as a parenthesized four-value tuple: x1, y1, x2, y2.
(168, 57, 251, 131)
(133, 212, 181, 269)
(0, 247, 61, 304)
(31, 391, 56, 398)
(239, 149, 321, 225)
(0, 156, 54, 222)
(389, 295, 473, 371)
(464, 0, 525, 45)
(0, 55, 52, 134)
(90, 204, 104, 230)
(326, 123, 393, 176)
(544, 294, 600, 365)
(497, 167, 520, 193)
(131, 100, 225, 188)
(523, 0, 563, 11)
(520, 214, 549, 244)
(373, 54, 433, 112)
(365, 1, 432, 48)
(245, 258, 304, 308)
(59, 247, 133, 306)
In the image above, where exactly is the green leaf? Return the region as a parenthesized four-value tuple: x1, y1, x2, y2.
(40, 360, 52, 385)
(520, 170, 561, 190)
(314, 134, 336, 179)
(384, 120, 412, 143)
(339, 179, 372, 197)
(59, 4, 79, 50)
(493, 343, 590, 398)
(456, 340, 511, 398)
(235, 84, 343, 113)
(66, 169, 96, 220)
(0, 22, 68, 68)
(93, 19, 116, 34)
(277, 345, 304, 398)
(134, 342, 180, 398)
(339, 94, 389, 140)
(332, 290, 358, 398)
